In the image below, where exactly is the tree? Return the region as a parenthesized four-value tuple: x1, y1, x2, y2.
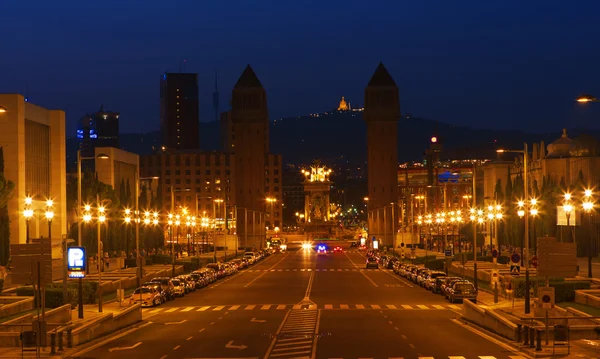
(0, 147, 15, 266)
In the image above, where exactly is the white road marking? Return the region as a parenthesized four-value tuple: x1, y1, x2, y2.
(432, 305, 445, 309)
(409, 344, 415, 349)
(261, 305, 271, 310)
(371, 304, 381, 309)
(324, 304, 333, 309)
(449, 357, 467, 359)
(448, 304, 461, 310)
(159, 355, 168, 359)
(340, 304, 349, 309)
(276, 305, 286, 310)
(386, 305, 397, 309)
(417, 305, 429, 309)
(165, 307, 178, 312)
(293, 304, 301, 309)
(198, 328, 205, 332)
(197, 306, 210, 311)
(402, 305, 413, 309)
(213, 306, 225, 311)
(182, 307, 195, 312)
(356, 304, 365, 309)
(172, 345, 180, 351)
(230, 305, 240, 310)
(186, 336, 193, 341)
(108, 342, 142, 352)
(245, 305, 256, 310)
(150, 308, 164, 313)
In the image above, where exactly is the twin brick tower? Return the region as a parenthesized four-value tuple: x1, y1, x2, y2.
(364, 63, 400, 247)
(227, 62, 399, 246)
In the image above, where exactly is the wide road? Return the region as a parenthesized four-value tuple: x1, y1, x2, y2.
(69, 245, 529, 359)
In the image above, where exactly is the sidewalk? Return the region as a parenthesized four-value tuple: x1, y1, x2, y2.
(0, 301, 130, 359)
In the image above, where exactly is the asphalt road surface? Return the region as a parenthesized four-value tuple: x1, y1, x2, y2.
(69, 247, 530, 359)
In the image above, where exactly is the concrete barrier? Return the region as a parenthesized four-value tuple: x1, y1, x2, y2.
(0, 297, 34, 317)
(70, 304, 142, 347)
(462, 299, 519, 340)
(575, 289, 600, 308)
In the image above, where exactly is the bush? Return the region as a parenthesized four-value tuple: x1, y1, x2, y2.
(152, 254, 173, 264)
(424, 259, 445, 270)
(414, 255, 437, 264)
(16, 280, 100, 308)
(508, 277, 590, 301)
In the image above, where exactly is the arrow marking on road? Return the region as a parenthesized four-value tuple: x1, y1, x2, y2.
(164, 319, 187, 325)
(225, 340, 248, 350)
(251, 318, 266, 323)
(108, 341, 142, 352)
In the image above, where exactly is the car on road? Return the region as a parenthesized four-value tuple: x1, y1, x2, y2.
(317, 245, 327, 255)
(333, 246, 343, 253)
(366, 256, 379, 269)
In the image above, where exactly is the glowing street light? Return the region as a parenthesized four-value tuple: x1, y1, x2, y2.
(576, 94, 599, 103)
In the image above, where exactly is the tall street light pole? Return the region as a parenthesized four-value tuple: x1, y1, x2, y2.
(497, 142, 530, 314)
(76, 150, 109, 319)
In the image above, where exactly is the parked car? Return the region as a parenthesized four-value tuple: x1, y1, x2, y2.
(150, 277, 175, 300)
(447, 281, 477, 303)
(171, 279, 186, 297)
(129, 286, 162, 307)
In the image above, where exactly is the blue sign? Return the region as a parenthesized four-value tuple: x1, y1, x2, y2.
(511, 252, 521, 264)
(445, 249, 453, 257)
(68, 247, 86, 278)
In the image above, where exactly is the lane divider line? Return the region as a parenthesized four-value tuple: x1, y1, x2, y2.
(244, 253, 290, 288)
(344, 252, 379, 288)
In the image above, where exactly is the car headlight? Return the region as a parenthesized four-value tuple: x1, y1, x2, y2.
(302, 243, 311, 249)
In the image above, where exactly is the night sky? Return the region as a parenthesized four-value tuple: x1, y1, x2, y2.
(2, 0, 600, 135)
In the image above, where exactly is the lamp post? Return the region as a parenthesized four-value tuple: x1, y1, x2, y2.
(564, 193, 574, 243)
(76, 151, 109, 319)
(45, 199, 54, 239)
(124, 209, 131, 260)
(97, 196, 105, 313)
(469, 208, 483, 291)
(583, 189, 595, 278)
(497, 143, 530, 314)
(23, 197, 33, 243)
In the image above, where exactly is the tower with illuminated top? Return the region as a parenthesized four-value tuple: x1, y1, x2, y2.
(364, 63, 400, 247)
(231, 65, 269, 248)
(301, 160, 334, 238)
(338, 96, 349, 111)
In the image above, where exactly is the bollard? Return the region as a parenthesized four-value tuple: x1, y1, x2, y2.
(536, 329, 542, 351)
(523, 325, 529, 346)
(67, 328, 72, 348)
(529, 327, 535, 348)
(50, 333, 56, 355)
(516, 324, 522, 343)
(58, 331, 64, 351)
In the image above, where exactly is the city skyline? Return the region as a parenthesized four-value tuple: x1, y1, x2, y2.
(2, 1, 600, 136)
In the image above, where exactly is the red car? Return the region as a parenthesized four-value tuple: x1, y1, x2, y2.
(333, 246, 343, 253)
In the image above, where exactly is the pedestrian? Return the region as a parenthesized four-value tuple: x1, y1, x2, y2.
(506, 278, 513, 300)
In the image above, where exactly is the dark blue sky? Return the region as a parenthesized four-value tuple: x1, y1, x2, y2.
(2, 0, 600, 135)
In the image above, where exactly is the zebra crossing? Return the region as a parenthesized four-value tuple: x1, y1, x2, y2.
(142, 303, 462, 314)
(245, 268, 382, 272)
(265, 309, 318, 358)
(322, 356, 528, 359)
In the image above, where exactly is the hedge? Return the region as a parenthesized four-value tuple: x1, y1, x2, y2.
(424, 259, 445, 270)
(500, 277, 590, 302)
(16, 281, 99, 309)
(152, 254, 173, 264)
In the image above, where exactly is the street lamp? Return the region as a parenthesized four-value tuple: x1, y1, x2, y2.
(45, 199, 54, 239)
(0, 106, 6, 113)
(497, 143, 531, 314)
(97, 200, 106, 313)
(583, 189, 595, 278)
(563, 193, 574, 243)
(23, 197, 33, 243)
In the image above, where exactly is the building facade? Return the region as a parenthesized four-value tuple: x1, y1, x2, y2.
(364, 63, 400, 246)
(160, 73, 200, 150)
(0, 94, 67, 245)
